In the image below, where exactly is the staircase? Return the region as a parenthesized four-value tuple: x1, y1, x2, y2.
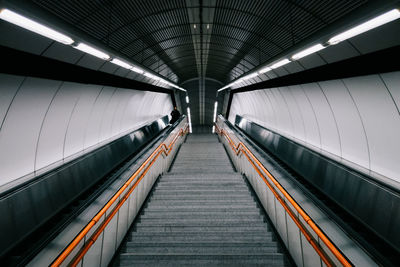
(114, 134, 291, 266)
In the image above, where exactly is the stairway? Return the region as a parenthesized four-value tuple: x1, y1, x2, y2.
(114, 134, 291, 266)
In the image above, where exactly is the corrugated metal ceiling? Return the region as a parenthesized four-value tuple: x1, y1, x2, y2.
(32, 0, 367, 84)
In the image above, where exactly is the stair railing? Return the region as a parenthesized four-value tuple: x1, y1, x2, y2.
(50, 121, 189, 267)
(215, 121, 351, 267)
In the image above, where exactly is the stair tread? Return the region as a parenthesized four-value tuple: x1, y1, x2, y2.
(114, 134, 290, 267)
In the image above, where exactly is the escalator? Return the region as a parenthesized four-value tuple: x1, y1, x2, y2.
(113, 134, 292, 266)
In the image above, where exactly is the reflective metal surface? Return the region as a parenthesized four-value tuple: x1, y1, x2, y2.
(234, 115, 400, 254)
(0, 115, 169, 257)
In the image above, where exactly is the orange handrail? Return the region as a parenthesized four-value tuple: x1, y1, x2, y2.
(214, 123, 351, 267)
(51, 124, 188, 267)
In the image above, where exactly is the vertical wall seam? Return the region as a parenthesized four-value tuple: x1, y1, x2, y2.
(317, 82, 343, 158)
(379, 74, 400, 116)
(299, 84, 322, 147)
(62, 86, 84, 159)
(98, 87, 117, 144)
(341, 79, 372, 170)
(288, 86, 307, 142)
(278, 87, 296, 136)
(83, 86, 105, 151)
(0, 77, 26, 134)
(264, 89, 279, 131)
(33, 81, 64, 173)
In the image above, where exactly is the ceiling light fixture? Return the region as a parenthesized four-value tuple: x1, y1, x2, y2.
(258, 66, 272, 74)
(0, 8, 74, 45)
(111, 58, 132, 69)
(186, 96, 189, 103)
(328, 9, 400, 45)
(241, 72, 258, 81)
(74, 43, 110, 60)
(270, 58, 291, 69)
(131, 66, 144, 74)
(187, 107, 192, 133)
(291, 44, 325, 60)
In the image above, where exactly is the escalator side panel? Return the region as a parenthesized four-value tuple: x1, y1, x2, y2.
(235, 114, 400, 253)
(0, 116, 169, 258)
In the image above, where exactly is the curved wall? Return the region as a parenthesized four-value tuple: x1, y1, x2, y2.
(0, 73, 173, 189)
(229, 71, 400, 185)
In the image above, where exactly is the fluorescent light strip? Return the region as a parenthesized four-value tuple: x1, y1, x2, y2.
(186, 96, 189, 103)
(213, 101, 218, 122)
(131, 66, 144, 74)
(111, 58, 132, 69)
(75, 43, 110, 60)
(0, 9, 74, 45)
(258, 66, 272, 74)
(270, 58, 291, 69)
(187, 107, 192, 133)
(241, 72, 258, 81)
(0, 9, 188, 91)
(328, 9, 400, 45)
(291, 44, 325, 60)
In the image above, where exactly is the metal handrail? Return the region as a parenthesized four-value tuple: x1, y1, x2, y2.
(215, 123, 351, 267)
(51, 124, 189, 267)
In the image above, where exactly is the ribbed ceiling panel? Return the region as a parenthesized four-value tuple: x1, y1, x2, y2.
(32, 0, 367, 84)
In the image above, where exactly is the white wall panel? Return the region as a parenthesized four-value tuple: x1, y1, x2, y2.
(0, 76, 173, 187)
(288, 85, 321, 148)
(279, 87, 306, 141)
(120, 91, 146, 132)
(318, 80, 369, 168)
(35, 82, 81, 170)
(111, 89, 136, 136)
(99, 89, 123, 142)
(301, 83, 341, 156)
(64, 85, 102, 158)
(380, 72, 400, 112)
(343, 75, 400, 181)
(84, 87, 115, 149)
(230, 71, 400, 184)
(0, 74, 24, 127)
(0, 78, 60, 185)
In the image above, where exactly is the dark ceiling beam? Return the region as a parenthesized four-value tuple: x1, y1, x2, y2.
(127, 33, 276, 58)
(140, 41, 266, 65)
(156, 55, 247, 83)
(116, 22, 285, 52)
(146, 48, 256, 71)
(101, 5, 297, 42)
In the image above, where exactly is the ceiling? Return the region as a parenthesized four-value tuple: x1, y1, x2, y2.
(14, 0, 397, 126)
(31, 0, 369, 85)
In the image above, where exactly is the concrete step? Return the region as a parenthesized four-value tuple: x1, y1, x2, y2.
(133, 225, 269, 233)
(140, 213, 262, 220)
(136, 218, 264, 225)
(122, 245, 280, 254)
(144, 206, 259, 212)
(152, 189, 250, 194)
(149, 195, 252, 201)
(161, 173, 241, 179)
(117, 254, 288, 267)
(129, 232, 274, 242)
(156, 181, 246, 186)
(147, 199, 256, 206)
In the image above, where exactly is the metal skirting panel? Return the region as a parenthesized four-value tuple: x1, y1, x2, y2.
(0, 116, 169, 257)
(234, 115, 400, 254)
